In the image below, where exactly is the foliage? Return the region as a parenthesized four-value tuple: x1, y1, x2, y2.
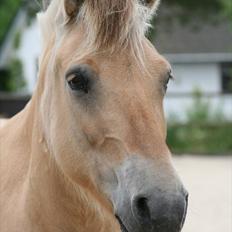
(184, 88, 225, 123)
(167, 123, 232, 155)
(221, 0, 232, 20)
(0, 58, 26, 92)
(185, 89, 210, 123)
(25, 1, 40, 26)
(13, 31, 21, 50)
(167, 89, 232, 154)
(0, 0, 22, 45)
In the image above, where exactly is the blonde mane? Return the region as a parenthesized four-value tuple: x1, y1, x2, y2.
(38, 0, 160, 64)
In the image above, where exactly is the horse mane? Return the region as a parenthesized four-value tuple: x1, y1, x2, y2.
(38, 0, 160, 63)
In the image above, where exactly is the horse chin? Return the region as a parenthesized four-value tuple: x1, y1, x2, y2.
(115, 215, 184, 232)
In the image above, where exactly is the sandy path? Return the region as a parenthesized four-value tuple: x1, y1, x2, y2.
(173, 155, 232, 232)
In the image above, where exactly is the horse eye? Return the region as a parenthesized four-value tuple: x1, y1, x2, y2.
(66, 71, 90, 94)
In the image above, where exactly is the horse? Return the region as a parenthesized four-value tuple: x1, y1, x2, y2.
(0, 119, 7, 128)
(0, 0, 188, 231)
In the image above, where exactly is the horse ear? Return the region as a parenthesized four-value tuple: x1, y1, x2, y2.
(64, 0, 84, 19)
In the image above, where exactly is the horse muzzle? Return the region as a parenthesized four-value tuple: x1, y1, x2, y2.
(115, 192, 188, 232)
(111, 156, 188, 232)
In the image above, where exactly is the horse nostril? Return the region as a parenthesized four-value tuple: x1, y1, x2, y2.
(131, 192, 188, 232)
(185, 193, 189, 203)
(132, 196, 151, 224)
(180, 192, 189, 229)
(136, 197, 150, 218)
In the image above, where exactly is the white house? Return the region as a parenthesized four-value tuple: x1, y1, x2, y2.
(17, 19, 41, 92)
(153, 17, 232, 121)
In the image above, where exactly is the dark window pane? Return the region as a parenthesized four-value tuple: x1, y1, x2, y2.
(221, 63, 232, 94)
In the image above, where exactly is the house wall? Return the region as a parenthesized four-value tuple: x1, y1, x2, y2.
(168, 63, 221, 93)
(164, 63, 232, 121)
(18, 19, 41, 93)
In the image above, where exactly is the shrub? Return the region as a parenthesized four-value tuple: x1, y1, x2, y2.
(13, 30, 21, 50)
(167, 123, 232, 154)
(167, 89, 232, 154)
(0, 58, 26, 92)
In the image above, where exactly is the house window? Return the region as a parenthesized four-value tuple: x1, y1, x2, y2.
(221, 63, 232, 93)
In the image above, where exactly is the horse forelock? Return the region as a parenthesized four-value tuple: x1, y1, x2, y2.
(79, 0, 154, 50)
(38, 0, 160, 66)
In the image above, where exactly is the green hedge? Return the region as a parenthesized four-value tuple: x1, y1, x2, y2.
(0, 0, 22, 46)
(167, 123, 232, 155)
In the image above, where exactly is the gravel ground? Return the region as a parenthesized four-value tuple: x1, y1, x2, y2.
(173, 155, 232, 232)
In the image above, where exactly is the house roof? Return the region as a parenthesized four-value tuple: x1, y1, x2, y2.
(152, 13, 232, 60)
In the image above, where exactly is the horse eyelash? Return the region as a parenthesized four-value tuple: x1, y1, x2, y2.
(168, 70, 175, 81)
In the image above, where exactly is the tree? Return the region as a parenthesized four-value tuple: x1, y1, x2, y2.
(0, 0, 22, 45)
